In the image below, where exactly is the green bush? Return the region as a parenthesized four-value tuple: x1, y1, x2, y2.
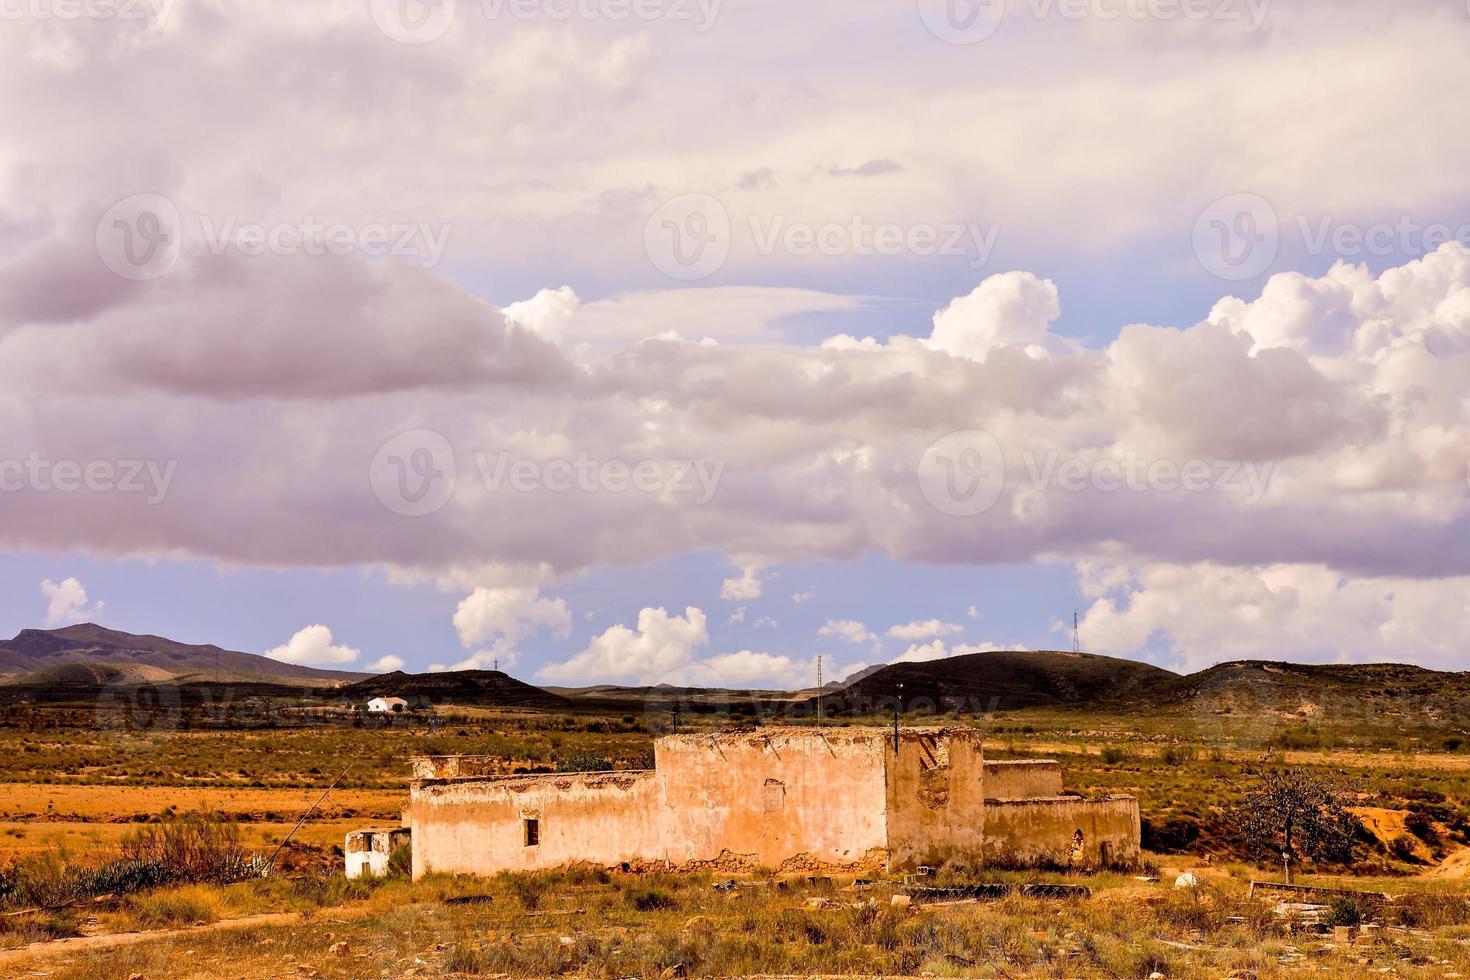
(1323, 896, 1363, 928)
(386, 843, 413, 878)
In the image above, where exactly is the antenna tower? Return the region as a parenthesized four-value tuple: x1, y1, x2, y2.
(816, 656, 823, 726)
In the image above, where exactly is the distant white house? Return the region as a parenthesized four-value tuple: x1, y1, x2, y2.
(366, 696, 408, 714)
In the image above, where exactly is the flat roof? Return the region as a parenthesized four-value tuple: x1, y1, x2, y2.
(654, 726, 985, 746)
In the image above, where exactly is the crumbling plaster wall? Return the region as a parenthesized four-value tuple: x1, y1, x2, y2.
(885, 729, 987, 870)
(983, 796, 1141, 868)
(654, 731, 890, 870)
(983, 760, 1064, 800)
(407, 771, 660, 879)
(345, 828, 411, 880)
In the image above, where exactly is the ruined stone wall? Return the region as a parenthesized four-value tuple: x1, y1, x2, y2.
(885, 729, 987, 870)
(982, 796, 1141, 869)
(407, 771, 660, 879)
(982, 760, 1063, 800)
(654, 731, 890, 871)
(404, 730, 1139, 879)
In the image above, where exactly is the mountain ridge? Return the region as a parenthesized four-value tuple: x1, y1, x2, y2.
(0, 623, 367, 686)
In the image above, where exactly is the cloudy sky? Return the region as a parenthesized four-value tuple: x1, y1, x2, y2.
(2, 0, 1468, 686)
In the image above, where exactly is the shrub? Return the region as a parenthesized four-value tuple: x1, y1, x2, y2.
(121, 811, 249, 884)
(502, 872, 549, 910)
(1404, 811, 1437, 843)
(1323, 896, 1364, 928)
(1100, 746, 1128, 765)
(627, 886, 677, 911)
(1388, 835, 1422, 863)
(84, 859, 178, 896)
(387, 843, 413, 879)
(1160, 744, 1197, 766)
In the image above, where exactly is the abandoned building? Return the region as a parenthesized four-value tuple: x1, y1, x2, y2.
(344, 827, 412, 879)
(402, 727, 1139, 879)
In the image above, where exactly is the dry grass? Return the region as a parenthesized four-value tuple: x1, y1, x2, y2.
(3, 702, 1470, 974)
(6, 867, 1470, 978)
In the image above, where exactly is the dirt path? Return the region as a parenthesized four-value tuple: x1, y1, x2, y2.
(0, 903, 377, 967)
(0, 911, 300, 965)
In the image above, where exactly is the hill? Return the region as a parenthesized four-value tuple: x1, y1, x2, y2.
(341, 670, 570, 708)
(0, 624, 364, 687)
(822, 649, 1179, 713)
(1136, 659, 1470, 720)
(0, 662, 179, 687)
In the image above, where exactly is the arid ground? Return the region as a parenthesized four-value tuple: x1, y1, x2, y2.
(5, 697, 1470, 977)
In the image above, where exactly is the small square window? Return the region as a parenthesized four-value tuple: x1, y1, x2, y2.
(524, 818, 540, 847)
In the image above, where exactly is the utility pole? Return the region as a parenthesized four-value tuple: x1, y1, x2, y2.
(671, 706, 679, 735)
(893, 682, 904, 752)
(1072, 611, 1081, 654)
(268, 765, 349, 869)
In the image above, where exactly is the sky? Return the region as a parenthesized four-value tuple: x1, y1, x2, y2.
(1, 0, 1469, 686)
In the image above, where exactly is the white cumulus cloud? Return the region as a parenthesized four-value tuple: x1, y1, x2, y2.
(40, 577, 103, 627)
(887, 619, 964, 641)
(453, 586, 571, 650)
(539, 606, 708, 684)
(264, 625, 360, 666)
(926, 272, 1065, 361)
(720, 565, 764, 601)
(1079, 561, 1470, 673)
(818, 619, 879, 646)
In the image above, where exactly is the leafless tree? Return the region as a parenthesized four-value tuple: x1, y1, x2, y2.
(1228, 766, 1357, 884)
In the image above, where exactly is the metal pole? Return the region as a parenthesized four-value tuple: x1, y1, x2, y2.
(268, 765, 349, 869)
(893, 682, 904, 751)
